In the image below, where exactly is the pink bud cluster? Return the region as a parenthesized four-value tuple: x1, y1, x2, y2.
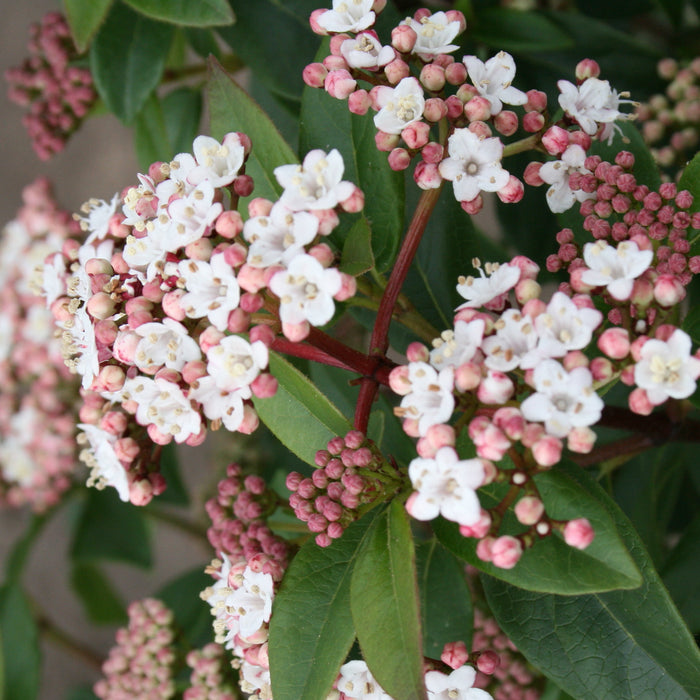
(286, 430, 406, 546)
(184, 643, 239, 700)
(94, 598, 177, 700)
(42, 135, 364, 502)
(205, 463, 291, 578)
(5, 12, 97, 159)
(636, 57, 700, 173)
(0, 178, 81, 511)
(470, 609, 543, 700)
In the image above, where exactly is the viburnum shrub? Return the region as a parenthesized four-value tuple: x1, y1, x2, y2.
(3, 1, 700, 699)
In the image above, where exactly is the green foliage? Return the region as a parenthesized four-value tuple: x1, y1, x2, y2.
(70, 488, 152, 568)
(157, 568, 212, 647)
(269, 509, 384, 700)
(0, 584, 40, 700)
(63, 0, 113, 52)
(253, 352, 351, 466)
(435, 462, 641, 594)
(121, 0, 234, 26)
(70, 563, 127, 624)
(351, 501, 425, 700)
(89, 1, 175, 123)
(483, 502, 700, 699)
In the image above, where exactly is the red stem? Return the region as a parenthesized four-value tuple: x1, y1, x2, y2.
(354, 186, 443, 432)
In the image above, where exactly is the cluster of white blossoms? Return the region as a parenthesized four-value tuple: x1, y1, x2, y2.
(42, 133, 362, 504)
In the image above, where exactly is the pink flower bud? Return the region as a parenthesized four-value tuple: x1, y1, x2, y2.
(199, 326, 225, 353)
(237, 264, 267, 293)
(391, 24, 417, 53)
(240, 292, 264, 314)
(420, 64, 445, 92)
(113, 330, 139, 364)
(597, 327, 630, 359)
(422, 141, 444, 164)
(464, 96, 492, 122)
(303, 62, 328, 88)
(323, 55, 349, 72)
(307, 243, 335, 267)
(130, 479, 153, 506)
(493, 407, 525, 440)
(523, 161, 544, 187)
(247, 197, 273, 218)
(114, 437, 139, 462)
(590, 357, 614, 382)
(532, 435, 563, 467)
(325, 69, 357, 99)
(467, 120, 492, 139)
(309, 9, 328, 35)
(475, 537, 495, 562)
(515, 278, 541, 304)
(414, 161, 442, 190)
(460, 509, 492, 539)
(251, 373, 278, 398)
(147, 423, 173, 445)
(95, 365, 126, 393)
(491, 535, 523, 569)
(227, 307, 251, 333)
(340, 185, 365, 214)
(375, 130, 400, 152)
(525, 89, 547, 112)
(628, 387, 654, 415)
(388, 148, 411, 171)
(445, 94, 465, 119)
(476, 650, 500, 675)
(94, 319, 118, 346)
(441, 641, 469, 670)
(567, 426, 596, 454)
(384, 58, 410, 84)
(563, 350, 589, 371)
(161, 289, 186, 320)
(569, 129, 592, 150)
(402, 121, 430, 149)
(282, 321, 310, 342)
(541, 126, 569, 156)
(575, 59, 600, 81)
(497, 175, 524, 203)
(86, 292, 116, 320)
(445, 61, 467, 86)
(523, 111, 545, 133)
(329, 34, 350, 55)
(185, 237, 212, 261)
(654, 274, 685, 306)
(454, 361, 482, 392)
(425, 423, 456, 450)
(460, 195, 484, 215)
(348, 89, 371, 115)
(389, 365, 411, 395)
(514, 496, 545, 525)
(563, 518, 595, 549)
(494, 110, 518, 136)
(185, 424, 207, 447)
(477, 371, 514, 405)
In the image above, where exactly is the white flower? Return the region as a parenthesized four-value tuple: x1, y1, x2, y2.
(189, 133, 245, 188)
(539, 145, 596, 213)
(337, 660, 394, 700)
(373, 77, 426, 135)
(522, 292, 602, 367)
(189, 375, 248, 432)
(167, 180, 222, 249)
(59, 306, 99, 389)
(122, 217, 173, 281)
(520, 360, 603, 438)
(317, 0, 375, 33)
(396, 362, 455, 436)
(558, 77, 634, 142)
(407, 446, 485, 526)
(425, 665, 493, 700)
(78, 194, 121, 245)
(125, 375, 202, 442)
(227, 567, 274, 639)
(178, 253, 241, 331)
(269, 253, 342, 327)
(456, 259, 520, 309)
(439, 129, 510, 203)
(580, 240, 653, 301)
(340, 33, 394, 70)
(430, 319, 485, 369)
(0, 440, 37, 489)
(243, 202, 319, 268)
(407, 11, 462, 55)
(121, 173, 157, 230)
(483, 309, 538, 371)
(240, 662, 272, 699)
(275, 149, 355, 211)
(464, 51, 527, 115)
(40, 252, 67, 306)
(634, 329, 700, 405)
(206, 335, 269, 393)
(133, 318, 201, 373)
(78, 423, 130, 501)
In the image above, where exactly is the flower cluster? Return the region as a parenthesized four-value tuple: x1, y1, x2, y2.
(0, 178, 81, 510)
(41, 134, 361, 503)
(201, 463, 293, 699)
(184, 643, 239, 700)
(304, 5, 633, 214)
(287, 430, 406, 546)
(388, 241, 699, 567)
(5, 11, 97, 159)
(636, 57, 700, 174)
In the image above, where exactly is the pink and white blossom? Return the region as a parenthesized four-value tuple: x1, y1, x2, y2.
(227, 567, 274, 639)
(337, 660, 394, 700)
(406, 11, 462, 56)
(340, 33, 394, 69)
(190, 133, 245, 187)
(206, 335, 269, 393)
(463, 51, 527, 115)
(539, 144, 596, 213)
(133, 318, 201, 373)
(425, 663, 493, 700)
(397, 362, 455, 436)
(78, 423, 130, 501)
(482, 309, 537, 371)
(580, 240, 654, 301)
(455, 260, 520, 309)
(373, 77, 425, 135)
(429, 319, 485, 369)
(316, 0, 376, 33)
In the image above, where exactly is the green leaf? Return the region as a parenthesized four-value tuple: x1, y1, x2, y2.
(184, 27, 222, 59)
(89, 2, 174, 123)
(661, 512, 700, 634)
(70, 487, 152, 567)
(415, 540, 473, 657)
(65, 687, 99, 700)
(121, 0, 234, 26)
(683, 302, 700, 346)
(471, 8, 573, 52)
(162, 88, 203, 158)
(341, 217, 375, 277)
(157, 568, 212, 646)
(483, 498, 700, 699)
(153, 442, 189, 506)
(253, 351, 351, 466)
(3, 513, 49, 583)
(0, 584, 40, 700)
(218, 0, 320, 101)
(207, 57, 298, 202)
(434, 461, 641, 594)
(678, 151, 700, 214)
(269, 508, 384, 700)
(351, 501, 426, 700)
(64, 0, 114, 52)
(133, 93, 171, 170)
(299, 56, 405, 272)
(70, 562, 127, 624)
